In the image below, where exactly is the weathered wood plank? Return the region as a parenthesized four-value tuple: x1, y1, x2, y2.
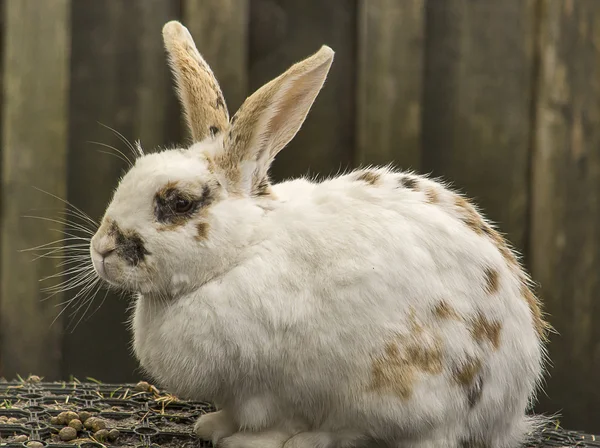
(530, 0, 600, 431)
(0, 0, 71, 379)
(183, 0, 249, 119)
(422, 0, 537, 252)
(356, 0, 425, 170)
(249, 0, 357, 180)
(63, 0, 181, 382)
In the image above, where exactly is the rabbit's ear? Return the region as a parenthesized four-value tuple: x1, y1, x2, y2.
(162, 21, 229, 143)
(216, 46, 334, 195)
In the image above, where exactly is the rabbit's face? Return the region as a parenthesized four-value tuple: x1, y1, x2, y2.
(89, 20, 334, 297)
(90, 143, 228, 295)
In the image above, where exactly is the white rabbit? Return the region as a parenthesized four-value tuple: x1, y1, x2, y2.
(89, 20, 549, 448)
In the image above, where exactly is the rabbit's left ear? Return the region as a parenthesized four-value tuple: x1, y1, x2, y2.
(163, 21, 229, 143)
(215, 46, 334, 195)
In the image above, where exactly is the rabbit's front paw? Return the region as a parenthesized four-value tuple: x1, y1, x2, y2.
(194, 410, 236, 444)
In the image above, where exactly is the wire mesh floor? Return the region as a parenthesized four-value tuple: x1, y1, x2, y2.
(0, 377, 597, 447)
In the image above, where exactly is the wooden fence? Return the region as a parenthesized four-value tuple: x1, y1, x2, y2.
(0, 0, 598, 433)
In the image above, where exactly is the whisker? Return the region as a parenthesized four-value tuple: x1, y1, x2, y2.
(92, 147, 133, 167)
(97, 121, 138, 157)
(23, 215, 95, 236)
(21, 237, 90, 252)
(42, 268, 96, 294)
(40, 264, 95, 282)
(69, 281, 104, 331)
(30, 186, 98, 227)
(87, 141, 133, 168)
(51, 277, 100, 328)
(27, 208, 98, 232)
(85, 287, 110, 322)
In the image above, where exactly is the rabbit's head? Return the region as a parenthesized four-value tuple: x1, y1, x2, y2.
(89, 21, 334, 296)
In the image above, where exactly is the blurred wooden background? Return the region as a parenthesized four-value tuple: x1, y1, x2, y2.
(0, 0, 598, 433)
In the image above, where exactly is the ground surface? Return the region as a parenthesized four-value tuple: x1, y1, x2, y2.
(0, 376, 597, 447)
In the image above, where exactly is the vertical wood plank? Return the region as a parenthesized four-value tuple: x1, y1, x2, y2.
(63, 0, 181, 382)
(356, 0, 425, 170)
(249, 0, 357, 180)
(422, 0, 537, 251)
(530, 0, 600, 431)
(183, 0, 249, 119)
(0, 0, 71, 379)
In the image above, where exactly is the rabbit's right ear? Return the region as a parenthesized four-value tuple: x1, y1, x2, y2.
(215, 46, 334, 195)
(162, 21, 229, 143)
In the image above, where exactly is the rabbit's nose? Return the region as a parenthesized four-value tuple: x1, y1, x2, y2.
(91, 235, 116, 260)
(98, 247, 115, 260)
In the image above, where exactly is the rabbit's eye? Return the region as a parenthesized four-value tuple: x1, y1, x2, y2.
(174, 198, 193, 213)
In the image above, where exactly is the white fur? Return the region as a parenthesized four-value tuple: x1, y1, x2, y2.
(88, 22, 547, 448)
(91, 159, 545, 448)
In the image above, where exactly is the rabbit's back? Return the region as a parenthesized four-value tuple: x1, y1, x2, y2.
(248, 167, 546, 444)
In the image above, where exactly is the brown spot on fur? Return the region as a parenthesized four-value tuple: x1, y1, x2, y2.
(371, 342, 415, 399)
(453, 357, 482, 387)
(370, 315, 443, 399)
(433, 301, 460, 320)
(156, 180, 179, 199)
(355, 171, 381, 185)
(453, 356, 484, 408)
(399, 176, 418, 190)
(195, 222, 210, 241)
(455, 195, 520, 269)
(521, 283, 550, 341)
(424, 187, 439, 203)
(484, 268, 500, 294)
(469, 313, 502, 349)
(455, 196, 487, 236)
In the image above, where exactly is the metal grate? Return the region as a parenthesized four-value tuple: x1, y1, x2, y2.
(0, 378, 213, 447)
(0, 378, 598, 447)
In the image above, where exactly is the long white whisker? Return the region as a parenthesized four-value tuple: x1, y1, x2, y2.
(97, 121, 138, 157)
(23, 215, 95, 236)
(40, 264, 95, 282)
(93, 148, 133, 167)
(30, 186, 98, 227)
(87, 141, 133, 168)
(69, 281, 104, 331)
(21, 237, 90, 252)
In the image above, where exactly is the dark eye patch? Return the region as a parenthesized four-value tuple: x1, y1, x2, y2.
(154, 182, 213, 226)
(108, 221, 150, 266)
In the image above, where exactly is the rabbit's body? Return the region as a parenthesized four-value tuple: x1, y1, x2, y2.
(132, 167, 543, 447)
(90, 21, 548, 448)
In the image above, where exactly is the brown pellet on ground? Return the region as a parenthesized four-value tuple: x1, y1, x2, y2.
(78, 411, 92, 423)
(26, 442, 44, 448)
(57, 410, 79, 425)
(69, 418, 83, 431)
(59, 426, 77, 442)
(134, 380, 151, 392)
(94, 429, 110, 441)
(108, 429, 120, 442)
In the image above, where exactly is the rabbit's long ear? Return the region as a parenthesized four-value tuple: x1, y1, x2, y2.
(163, 21, 229, 142)
(216, 46, 334, 195)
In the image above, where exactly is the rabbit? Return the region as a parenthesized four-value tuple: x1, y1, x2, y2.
(89, 20, 550, 448)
